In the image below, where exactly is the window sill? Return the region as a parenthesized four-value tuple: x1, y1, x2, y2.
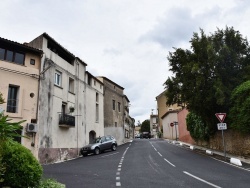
(54, 84, 63, 89)
(68, 91, 75, 95)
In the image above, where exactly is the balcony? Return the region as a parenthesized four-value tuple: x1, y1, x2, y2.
(59, 114, 75, 128)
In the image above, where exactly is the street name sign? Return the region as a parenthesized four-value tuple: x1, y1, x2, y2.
(215, 113, 226, 123)
(217, 123, 227, 130)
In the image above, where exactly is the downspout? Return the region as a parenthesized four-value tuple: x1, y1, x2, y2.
(76, 61, 79, 156)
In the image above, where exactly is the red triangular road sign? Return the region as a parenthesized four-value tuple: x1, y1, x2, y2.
(215, 113, 226, 123)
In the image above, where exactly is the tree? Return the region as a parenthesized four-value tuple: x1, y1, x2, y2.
(140, 119, 150, 133)
(165, 26, 250, 136)
(229, 80, 250, 133)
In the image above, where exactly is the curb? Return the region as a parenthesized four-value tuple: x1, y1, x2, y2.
(230, 158, 242, 166)
(167, 139, 246, 166)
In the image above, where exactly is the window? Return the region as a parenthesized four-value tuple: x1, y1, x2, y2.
(14, 52, 25, 65)
(55, 71, 62, 86)
(115, 122, 117, 127)
(96, 104, 99, 122)
(88, 75, 92, 86)
(0, 48, 25, 65)
(68, 77, 74, 93)
(118, 102, 121, 112)
(112, 100, 115, 110)
(94, 80, 96, 86)
(7, 85, 19, 113)
(30, 59, 35, 65)
(0, 48, 5, 60)
(96, 93, 99, 102)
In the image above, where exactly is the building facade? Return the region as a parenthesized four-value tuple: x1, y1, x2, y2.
(97, 77, 132, 145)
(150, 114, 158, 138)
(156, 90, 182, 132)
(28, 33, 100, 163)
(161, 110, 179, 140)
(0, 37, 43, 158)
(85, 72, 104, 144)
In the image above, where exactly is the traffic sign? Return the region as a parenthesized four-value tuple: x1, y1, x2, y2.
(215, 113, 226, 123)
(170, 122, 174, 127)
(217, 123, 227, 130)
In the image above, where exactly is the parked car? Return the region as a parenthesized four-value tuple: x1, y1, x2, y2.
(141, 132, 151, 139)
(80, 135, 117, 156)
(135, 134, 141, 139)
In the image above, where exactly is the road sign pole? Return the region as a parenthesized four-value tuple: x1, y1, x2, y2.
(222, 130, 226, 160)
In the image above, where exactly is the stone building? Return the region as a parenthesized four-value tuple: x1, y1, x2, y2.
(0, 37, 43, 158)
(97, 76, 133, 145)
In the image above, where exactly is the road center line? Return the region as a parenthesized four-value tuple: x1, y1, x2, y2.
(183, 171, 221, 188)
(164, 158, 176, 167)
(158, 152, 162, 157)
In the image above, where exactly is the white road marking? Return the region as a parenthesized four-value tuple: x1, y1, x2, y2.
(116, 182, 121, 186)
(164, 158, 176, 167)
(183, 171, 221, 188)
(101, 152, 119, 158)
(158, 152, 162, 157)
(116, 172, 120, 175)
(116, 177, 120, 180)
(117, 168, 121, 171)
(118, 165, 122, 168)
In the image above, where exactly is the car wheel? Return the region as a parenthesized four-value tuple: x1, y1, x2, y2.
(83, 153, 87, 157)
(94, 147, 100, 155)
(111, 144, 116, 151)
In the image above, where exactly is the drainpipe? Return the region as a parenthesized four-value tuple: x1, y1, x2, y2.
(76, 61, 79, 156)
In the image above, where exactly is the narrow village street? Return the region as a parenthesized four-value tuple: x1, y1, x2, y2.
(43, 139, 250, 188)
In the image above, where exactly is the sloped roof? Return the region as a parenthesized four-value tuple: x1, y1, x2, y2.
(0, 37, 43, 55)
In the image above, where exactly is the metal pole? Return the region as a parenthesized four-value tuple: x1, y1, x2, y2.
(175, 122, 177, 141)
(222, 130, 226, 160)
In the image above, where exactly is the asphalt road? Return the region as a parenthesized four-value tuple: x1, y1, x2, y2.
(43, 139, 250, 188)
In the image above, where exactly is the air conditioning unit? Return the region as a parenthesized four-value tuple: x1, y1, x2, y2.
(26, 123, 37, 133)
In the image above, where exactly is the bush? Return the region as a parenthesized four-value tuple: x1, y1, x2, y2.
(186, 112, 209, 141)
(0, 140, 42, 188)
(39, 178, 66, 188)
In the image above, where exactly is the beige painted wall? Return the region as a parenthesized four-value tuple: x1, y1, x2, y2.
(0, 52, 41, 159)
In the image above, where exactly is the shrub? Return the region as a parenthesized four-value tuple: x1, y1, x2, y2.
(39, 178, 66, 188)
(186, 112, 209, 141)
(1, 140, 42, 188)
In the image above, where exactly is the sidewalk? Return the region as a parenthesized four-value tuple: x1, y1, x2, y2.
(165, 139, 250, 166)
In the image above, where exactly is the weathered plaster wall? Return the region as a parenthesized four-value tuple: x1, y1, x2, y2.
(104, 127, 124, 145)
(162, 112, 179, 140)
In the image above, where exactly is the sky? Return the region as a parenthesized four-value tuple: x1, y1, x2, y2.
(1, 0, 250, 124)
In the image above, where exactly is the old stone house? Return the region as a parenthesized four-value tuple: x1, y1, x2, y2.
(97, 76, 133, 145)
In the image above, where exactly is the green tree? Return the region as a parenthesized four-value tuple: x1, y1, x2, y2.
(165, 26, 250, 136)
(229, 80, 250, 133)
(140, 119, 150, 133)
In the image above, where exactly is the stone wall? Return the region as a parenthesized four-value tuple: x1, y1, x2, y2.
(196, 130, 250, 157)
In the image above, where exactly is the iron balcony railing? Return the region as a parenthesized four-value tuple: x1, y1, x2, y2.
(59, 114, 75, 128)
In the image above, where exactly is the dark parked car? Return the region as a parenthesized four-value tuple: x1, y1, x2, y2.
(80, 135, 117, 156)
(141, 132, 151, 139)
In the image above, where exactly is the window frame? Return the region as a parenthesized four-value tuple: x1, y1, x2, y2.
(68, 77, 75, 93)
(6, 85, 19, 113)
(55, 70, 62, 86)
(112, 100, 115, 110)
